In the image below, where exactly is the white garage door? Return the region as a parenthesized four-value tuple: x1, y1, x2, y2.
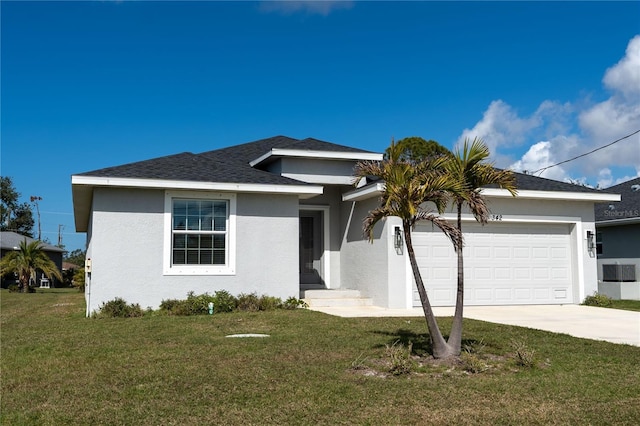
(412, 222, 574, 306)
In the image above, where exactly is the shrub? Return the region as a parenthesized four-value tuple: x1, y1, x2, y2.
(94, 298, 144, 318)
(159, 298, 184, 314)
(237, 292, 260, 312)
(258, 295, 282, 311)
(72, 268, 85, 293)
(582, 292, 613, 307)
(212, 290, 237, 313)
(7, 284, 19, 293)
(460, 352, 490, 374)
(282, 297, 308, 310)
(385, 340, 414, 376)
(185, 291, 216, 315)
(511, 339, 536, 368)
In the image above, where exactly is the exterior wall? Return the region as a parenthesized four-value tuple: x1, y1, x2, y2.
(595, 223, 639, 300)
(340, 197, 409, 308)
(275, 158, 357, 185)
(85, 187, 299, 315)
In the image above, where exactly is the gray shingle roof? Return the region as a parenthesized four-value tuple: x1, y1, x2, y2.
(75, 135, 610, 196)
(0, 231, 65, 252)
(76, 135, 376, 185)
(509, 172, 603, 193)
(594, 177, 640, 222)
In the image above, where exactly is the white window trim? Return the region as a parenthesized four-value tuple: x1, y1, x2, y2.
(163, 191, 236, 275)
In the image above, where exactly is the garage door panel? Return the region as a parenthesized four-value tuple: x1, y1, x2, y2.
(494, 247, 510, 259)
(473, 267, 492, 280)
(413, 222, 574, 306)
(495, 267, 511, 279)
(474, 288, 492, 302)
(495, 288, 512, 301)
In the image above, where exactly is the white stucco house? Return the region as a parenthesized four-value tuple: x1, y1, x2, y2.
(72, 136, 620, 316)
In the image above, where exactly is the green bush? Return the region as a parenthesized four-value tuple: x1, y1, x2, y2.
(94, 298, 144, 318)
(159, 298, 184, 314)
(237, 292, 261, 312)
(212, 290, 237, 313)
(258, 295, 282, 311)
(185, 291, 216, 315)
(159, 291, 303, 315)
(582, 292, 613, 307)
(282, 297, 308, 310)
(72, 268, 85, 293)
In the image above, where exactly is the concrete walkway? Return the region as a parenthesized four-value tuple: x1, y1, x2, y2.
(309, 304, 640, 347)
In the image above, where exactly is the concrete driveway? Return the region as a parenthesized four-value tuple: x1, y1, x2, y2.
(309, 304, 640, 347)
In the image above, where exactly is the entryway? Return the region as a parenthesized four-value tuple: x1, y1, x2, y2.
(299, 210, 325, 288)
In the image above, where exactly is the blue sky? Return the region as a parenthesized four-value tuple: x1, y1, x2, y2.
(2, 1, 639, 253)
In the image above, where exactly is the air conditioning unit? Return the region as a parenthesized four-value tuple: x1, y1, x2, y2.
(602, 264, 636, 282)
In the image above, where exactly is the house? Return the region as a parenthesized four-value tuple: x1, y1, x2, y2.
(594, 177, 640, 300)
(0, 231, 65, 288)
(71, 136, 619, 316)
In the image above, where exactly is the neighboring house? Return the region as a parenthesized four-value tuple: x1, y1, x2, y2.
(0, 231, 65, 288)
(71, 135, 619, 316)
(594, 177, 640, 300)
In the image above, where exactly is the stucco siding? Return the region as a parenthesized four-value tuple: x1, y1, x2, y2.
(85, 187, 299, 315)
(340, 198, 401, 307)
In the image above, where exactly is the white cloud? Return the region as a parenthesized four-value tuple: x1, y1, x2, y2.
(259, 1, 353, 16)
(509, 140, 570, 181)
(460, 35, 640, 186)
(603, 35, 640, 99)
(457, 100, 541, 154)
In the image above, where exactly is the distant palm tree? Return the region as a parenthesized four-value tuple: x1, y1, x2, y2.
(0, 239, 62, 293)
(444, 138, 517, 355)
(355, 140, 464, 359)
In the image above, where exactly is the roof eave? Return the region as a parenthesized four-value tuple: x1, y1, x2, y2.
(480, 188, 621, 202)
(71, 175, 324, 232)
(341, 185, 622, 203)
(342, 182, 385, 202)
(596, 216, 640, 227)
(249, 149, 382, 167)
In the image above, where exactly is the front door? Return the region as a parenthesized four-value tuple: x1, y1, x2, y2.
(299, 211, 323, 285)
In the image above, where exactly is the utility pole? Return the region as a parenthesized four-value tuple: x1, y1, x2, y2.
(58, 224, 64, 247)
(30, 196, 42, 240)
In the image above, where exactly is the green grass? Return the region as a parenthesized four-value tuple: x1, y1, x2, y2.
(2, 289, 640, 425)
(609, 299, 640, 312)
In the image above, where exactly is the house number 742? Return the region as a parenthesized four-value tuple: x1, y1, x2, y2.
(490, 214, 503, 221)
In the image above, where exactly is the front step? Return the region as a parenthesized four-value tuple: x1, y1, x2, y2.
(301, 289, 373, 308)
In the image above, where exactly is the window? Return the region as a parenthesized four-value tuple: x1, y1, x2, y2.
(596, 232, 603, 255)
(172, 199, 227, 265)
(164, 192, 236, 275)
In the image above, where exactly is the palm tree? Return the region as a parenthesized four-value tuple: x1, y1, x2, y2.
(0, 239, 62, 292)
(355, 140, 464, 359)
(444, 138, 517, 355)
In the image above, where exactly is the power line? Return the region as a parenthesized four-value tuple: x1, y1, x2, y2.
(532, 129, 640, 176)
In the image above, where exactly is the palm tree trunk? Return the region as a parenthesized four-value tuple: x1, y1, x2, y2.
(448, 202, 464, 355)
(403, 222, 454, 359)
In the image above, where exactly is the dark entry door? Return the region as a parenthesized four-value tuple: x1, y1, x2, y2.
(299, 211, 323, 285)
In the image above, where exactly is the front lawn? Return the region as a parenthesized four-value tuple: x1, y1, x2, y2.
(609, 299, 640, 312)
(1, 289, 639, 425)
